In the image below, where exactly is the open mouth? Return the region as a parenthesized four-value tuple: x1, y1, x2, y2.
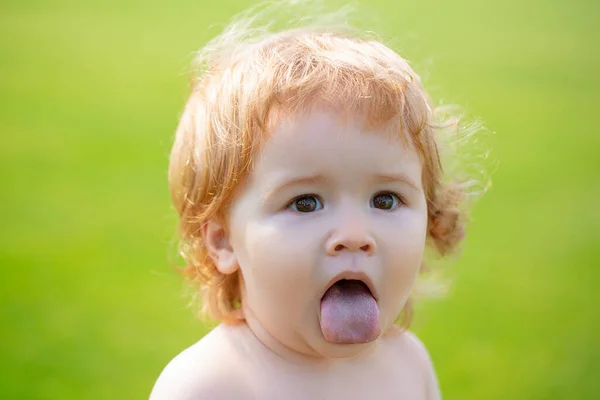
(323, 279, 373, 299)
(319, 278, 381, 344)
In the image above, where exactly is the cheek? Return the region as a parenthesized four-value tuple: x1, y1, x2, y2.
(234, 218, 320, 312)
(380, 211, 428, 300)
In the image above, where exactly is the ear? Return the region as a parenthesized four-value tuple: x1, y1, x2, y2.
(202, 219, 239, 275)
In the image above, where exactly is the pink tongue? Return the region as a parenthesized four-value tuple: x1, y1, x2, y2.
(320, 280, 380, 344)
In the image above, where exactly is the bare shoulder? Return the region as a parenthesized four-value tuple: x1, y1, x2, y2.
(149, 324, 252, 400)
(384, 328, 442, 400)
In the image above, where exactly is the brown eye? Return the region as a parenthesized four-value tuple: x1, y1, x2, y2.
(290, 195, 323, 213)
(371, 192, 401, 210)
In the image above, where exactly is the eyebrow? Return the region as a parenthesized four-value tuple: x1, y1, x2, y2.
(372, 173, 422, 193)
(262, 172, 421, 204)
(261, 174, 328, 204)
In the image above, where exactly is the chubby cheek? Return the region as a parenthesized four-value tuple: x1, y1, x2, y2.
(234, 218, 319, 323)
(378, 214, 428, 324)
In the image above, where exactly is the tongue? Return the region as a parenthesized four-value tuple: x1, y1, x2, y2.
(320, 280, 380, 344)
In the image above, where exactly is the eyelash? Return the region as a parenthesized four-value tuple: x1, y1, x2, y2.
(371, 191, 405, 209)
(286, 192, 406, 212)
(287, 194, 324, 213)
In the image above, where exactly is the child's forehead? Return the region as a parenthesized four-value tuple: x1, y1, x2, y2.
(250, 106, 419, 175)
(244, 109, 425, 197)
(264, 103, 413, 149)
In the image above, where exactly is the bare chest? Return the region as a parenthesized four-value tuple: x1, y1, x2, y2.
(246, 359, 427, 400)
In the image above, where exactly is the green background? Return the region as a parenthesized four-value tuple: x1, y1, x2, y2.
(1, 0, 598, 398)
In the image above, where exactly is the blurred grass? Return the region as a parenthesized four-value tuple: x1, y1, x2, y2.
(1, 0, 598, 398)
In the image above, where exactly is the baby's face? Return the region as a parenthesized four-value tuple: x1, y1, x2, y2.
(225, 108, 428, 358)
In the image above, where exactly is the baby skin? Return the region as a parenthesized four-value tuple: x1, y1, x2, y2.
(150, 109, 442, 399)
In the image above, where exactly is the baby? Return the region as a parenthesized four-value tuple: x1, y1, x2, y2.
(150, 5, 474, 400)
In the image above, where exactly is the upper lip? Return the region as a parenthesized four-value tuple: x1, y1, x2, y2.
(321, 271, 378, 302)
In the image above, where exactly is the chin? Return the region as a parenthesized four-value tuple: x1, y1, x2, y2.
(314, 336, 380, 359)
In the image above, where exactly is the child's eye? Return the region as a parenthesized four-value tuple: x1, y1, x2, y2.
(370, 192, 402, 210)
(289, 195, 323, 213)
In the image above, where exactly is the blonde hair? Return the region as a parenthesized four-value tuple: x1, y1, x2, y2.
(168, 4, 483, 327)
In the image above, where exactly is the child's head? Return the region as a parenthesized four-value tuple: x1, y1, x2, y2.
(169, 8, 472, 357)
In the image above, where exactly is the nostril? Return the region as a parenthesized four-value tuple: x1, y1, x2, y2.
(333, 244, 372, 253)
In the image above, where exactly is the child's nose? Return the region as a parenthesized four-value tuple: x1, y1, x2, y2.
(326, 213, 376, 256)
